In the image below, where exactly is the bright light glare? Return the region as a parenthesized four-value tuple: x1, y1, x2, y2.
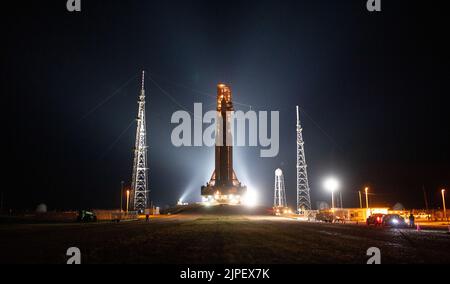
(275, 168, 283, 177)
(242, 187, 258, 207)
(202, 196, 214, 206)
(324, 177, 340, 193)
(392, 219, 399, 224)
(229, 194, 240, 205)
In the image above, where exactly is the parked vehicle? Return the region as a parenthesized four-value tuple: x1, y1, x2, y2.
(316, 212, 334, 223)
(382, 214, 407, 227)
(366, 214, 385, 226)
(77, 210, 97, 222)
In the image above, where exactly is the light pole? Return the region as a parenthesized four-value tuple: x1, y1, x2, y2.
(359, 191, 363, 208)
(331, 191, 335, 209)
(442, 189, 447, 222)
(324, 177, 340, 210)
(365, 187, 369, 209)
(120, 181, 124, 212)
(126, 190, 130, 213)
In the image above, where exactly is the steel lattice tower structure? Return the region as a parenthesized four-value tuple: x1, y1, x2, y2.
(274, 169, 287, 208)
(131, 71, 149, 213)
(296, 106, 312, 213)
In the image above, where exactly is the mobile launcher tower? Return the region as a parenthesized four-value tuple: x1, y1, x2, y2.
(201, 84, 247, 205)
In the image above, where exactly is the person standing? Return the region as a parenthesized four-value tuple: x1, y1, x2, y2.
(409, 213, 415, 228)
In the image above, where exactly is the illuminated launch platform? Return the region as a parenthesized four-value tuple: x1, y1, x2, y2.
(201, 84, 247, 204)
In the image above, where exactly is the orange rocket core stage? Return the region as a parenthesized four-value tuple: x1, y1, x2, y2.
(201, 84, 247, 204)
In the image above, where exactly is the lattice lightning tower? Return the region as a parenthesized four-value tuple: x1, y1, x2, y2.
(131, 71, 149, 213)
(296, 106, 312, 213)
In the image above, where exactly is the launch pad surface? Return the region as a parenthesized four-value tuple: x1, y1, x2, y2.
(2, 205, 450, 264)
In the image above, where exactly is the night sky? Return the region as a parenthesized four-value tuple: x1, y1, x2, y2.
(3, 0, 449, 211)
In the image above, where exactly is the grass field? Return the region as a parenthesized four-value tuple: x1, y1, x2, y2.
(1, 206, 450, 264)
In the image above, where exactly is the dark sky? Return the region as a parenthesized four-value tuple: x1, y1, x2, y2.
(3, 0, 449, 211)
